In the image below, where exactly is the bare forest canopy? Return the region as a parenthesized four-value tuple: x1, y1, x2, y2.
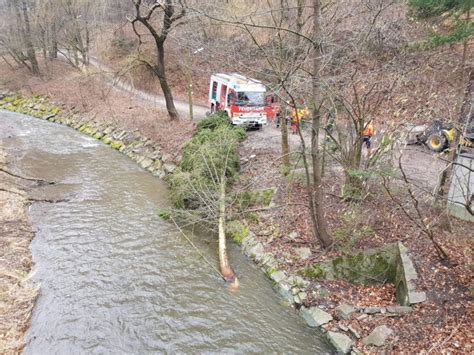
(0, 0, 471, 120)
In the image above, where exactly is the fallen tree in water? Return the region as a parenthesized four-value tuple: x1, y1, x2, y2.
(164, 112, 246, 284)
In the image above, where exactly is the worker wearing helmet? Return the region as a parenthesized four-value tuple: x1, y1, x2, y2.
(362, 120, 375, 155)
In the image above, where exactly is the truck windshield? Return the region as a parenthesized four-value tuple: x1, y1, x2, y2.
(236, 91, 265, 106)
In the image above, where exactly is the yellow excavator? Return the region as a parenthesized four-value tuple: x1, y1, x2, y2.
(417, 120, 474, 152)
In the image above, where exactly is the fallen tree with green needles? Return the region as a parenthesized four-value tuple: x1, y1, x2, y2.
(165, 112, 246, 284)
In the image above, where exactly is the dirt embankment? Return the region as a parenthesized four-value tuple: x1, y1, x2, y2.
(0, 147, 37, 354)
(0, 60, 195, 158)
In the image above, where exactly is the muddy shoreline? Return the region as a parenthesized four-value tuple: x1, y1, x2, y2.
(0, 146, 37, 353)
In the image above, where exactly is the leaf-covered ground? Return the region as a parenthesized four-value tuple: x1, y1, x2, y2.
(237, 123, 473, 353)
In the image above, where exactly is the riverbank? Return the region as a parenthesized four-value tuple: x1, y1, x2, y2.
(1, 64, 472, 352)
(1, 109, 332, 353)
(0, 146, 37, 353)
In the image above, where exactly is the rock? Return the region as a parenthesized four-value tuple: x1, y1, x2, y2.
(293, 294, 302, 304)
(356, 314, 368, 321)
(152, 160, 162, 170)
(300, 306, 333, 327)
(294, 275, 309, 288)
(348, 325, 361, 339)
(260, 253, 277, 268)
(336, 304, 357, 320)
(276, 282, 292, 301)
(269, 270, 286, 283)
(139, 158, 153, 169)
(249, 243, 265, 260)
(295, 247, 312, 260)
(362, 325, 394, 347)
(386, 306, 412, 314)
(408, 291, 426, 304)
(163, 163, 177, 174)
(151, 150, 163, 160)
(242, 240, 257, 255)
(297, 291, 307, 302)
(364, 307, 385, 314)
(327, 331, 354, 354)
(338, 324, 349, 332)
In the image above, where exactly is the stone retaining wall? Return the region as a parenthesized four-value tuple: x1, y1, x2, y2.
(0, 94, 176, 179)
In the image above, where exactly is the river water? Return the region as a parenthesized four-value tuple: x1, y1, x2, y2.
(0, 110, 330, 354)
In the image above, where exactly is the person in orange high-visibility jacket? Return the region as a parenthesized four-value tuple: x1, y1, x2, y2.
(362, 120, 375, 155)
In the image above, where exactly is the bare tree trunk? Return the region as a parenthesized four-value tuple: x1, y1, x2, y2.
(460, 8, 470, 90)
(310, 0, 331, 248)
(130, 0, 182, 120)
(156, 40, 179, 120)
(281, 103, 290, 171)
(50, 21, 58, 59)
(40, 27, 49, 74)
(20, 0, 39, 75)
(218, 178, 237, 282)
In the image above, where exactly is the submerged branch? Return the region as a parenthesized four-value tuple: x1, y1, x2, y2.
(0, 168, 55, 185)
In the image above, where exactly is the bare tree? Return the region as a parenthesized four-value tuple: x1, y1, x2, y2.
(128, 0, 186, 120)
(0, 0, 40, 74)
(382, 154, 449, 261)
(308, 0, 331, 248)
(323, 72, 396, 200)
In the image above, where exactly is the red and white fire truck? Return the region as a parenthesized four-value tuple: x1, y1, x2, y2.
(208, 73, 278, 127)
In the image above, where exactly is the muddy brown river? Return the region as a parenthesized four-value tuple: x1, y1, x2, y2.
(0, 110, 330, 354)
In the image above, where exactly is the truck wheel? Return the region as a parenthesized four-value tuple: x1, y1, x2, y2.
(426, 133, 448, 152)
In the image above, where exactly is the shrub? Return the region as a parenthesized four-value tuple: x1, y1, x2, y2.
(226, 221, 250, 245)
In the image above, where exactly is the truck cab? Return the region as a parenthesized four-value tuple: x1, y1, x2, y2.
(208, 73, 270, 127)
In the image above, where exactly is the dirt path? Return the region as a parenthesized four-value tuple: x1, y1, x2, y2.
(86, 57, 209, 120)
(0, 145, 37, 354)
(245, 122, 446, 191)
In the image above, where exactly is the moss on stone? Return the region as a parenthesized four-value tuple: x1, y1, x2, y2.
(12, 98, 25, 106)
(82, 126, 98, 136)
(110, 140, 124, 150)
(298, 263, 327, 279)
(298, 244, 398, 285)
(226, 221, 250, 245)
